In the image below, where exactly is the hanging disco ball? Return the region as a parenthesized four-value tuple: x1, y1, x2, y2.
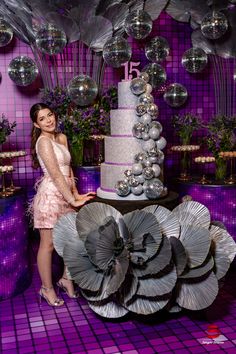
(201, 11, 228, 40)
(145, 36, 170, 63)
(35, 24, 67, 55)
(142, 63, 167, 89)
(67, 75, 98, 106)
(0, 20, 13, 47)
(164, 83, 188, 107)
(8, 56, 38, 86)
(103, 36, 131, 68)
(124, 10, 153, 40)
(182, 47, 208, 73)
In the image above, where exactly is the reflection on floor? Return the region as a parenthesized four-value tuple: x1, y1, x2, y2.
(0, 239, 236, 354)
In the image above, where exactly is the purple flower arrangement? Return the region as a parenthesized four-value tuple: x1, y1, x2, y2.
(171, 112, 202, 145)
(0, 114, 17, 145)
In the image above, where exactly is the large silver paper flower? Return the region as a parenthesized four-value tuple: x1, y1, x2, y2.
(53, 201, 236, 318)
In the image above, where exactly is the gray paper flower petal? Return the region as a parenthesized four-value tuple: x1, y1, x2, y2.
(132, 236, 172, 277)
(76, 202, 122, 241)
(144, 0, 169, 21)
(137, 266, 177, 297)
(125, 296, 170, 315)
(176, 272, 219, 310)
(172, 201, 211, 229)
(123, 210, 162, 247)
(179, 256, 214, 279)
(210, 225, 236, 263)
(89, 300, 128, 318)
(103, 4, 129, 32)
(53, 212, 82, 257)
(120, 274, 139, 305)
(63, 239, 103, 292)
(143, 205, 180, 238)
(169, 236, 187, 275)
(166, 0, 211, 24)
(179, 224, 211, 268)
(45, 12, 80, 43)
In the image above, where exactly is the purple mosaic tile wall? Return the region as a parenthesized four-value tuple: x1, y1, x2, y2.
(0, 12, 235, 189)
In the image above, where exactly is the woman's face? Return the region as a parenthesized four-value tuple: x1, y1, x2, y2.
(34, 108, 56, 134)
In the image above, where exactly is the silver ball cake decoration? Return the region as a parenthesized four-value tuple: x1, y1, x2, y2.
(115, 73, 167, 199)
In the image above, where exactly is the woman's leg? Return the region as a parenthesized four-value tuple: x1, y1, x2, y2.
(37, 228, 64, 305)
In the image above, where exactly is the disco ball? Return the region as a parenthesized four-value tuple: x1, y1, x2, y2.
(142, 63, 167, 89)
(201, 11, 228, 40)
(145, 36, 170, 62)
(130, 78, 147, 95)
(67, 75, 98, 106)
(35, 24, 67, 55)
(164, 83, 188, 107)
(143, 178, 164, 199)
(139, 72, 149, 82)
(182, 47, 208, 73)
(8, 56, 38, 86)
(103, 36, 131, 68)
(115, 180, 130, 196)
(0, 20, 13, 47)
(124, 10, 153, 40)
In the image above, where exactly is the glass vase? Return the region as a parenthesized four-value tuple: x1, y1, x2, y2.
(70, 139, 84, 166)
(215, 157, 227, 181)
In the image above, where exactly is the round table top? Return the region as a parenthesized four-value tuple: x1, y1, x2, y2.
(90, 190, 179, 214)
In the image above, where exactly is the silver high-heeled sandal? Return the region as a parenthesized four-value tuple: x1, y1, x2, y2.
(57, 277, 79, 299)
(39, 285, 64, 307)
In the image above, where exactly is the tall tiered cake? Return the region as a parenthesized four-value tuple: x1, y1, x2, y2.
(97, 79, 167, 200)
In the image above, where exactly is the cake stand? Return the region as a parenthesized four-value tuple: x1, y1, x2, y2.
(219, 151, 236, 185)
(171, 145, 200, 181)
(194, 156, 215, 184)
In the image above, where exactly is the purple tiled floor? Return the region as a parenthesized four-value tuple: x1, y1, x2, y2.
(0, 240, 236, 354)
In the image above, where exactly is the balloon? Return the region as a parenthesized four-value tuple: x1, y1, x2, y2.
(136, 174, 145, 184)
(145, 36, 170, 62)
(0, 20, 13, 47)
(136, 104, 147, 116)
(143, 158, 153, 167)
(150, 121, 163, 133)
(8, 56, 38, 86)
(149, 127, 160, 140)
(156, 136, 167, 150)
(142, 167, 154, 180)
(152, 164, 161, 177)
(143, 178, 164, 199)
(103, 36, 131, 68)
(67, 75, 98, 106)
(141, 132, 150, 141)
(201, 11, 228, 40)
(35, 24, 67, 55)
(142, 139, 156, 152)
(132, 122, 146, 138)
(142, 63, 167, 89)
(182, 47, 208, 73)
(124, 10, 152, 40)
(164, 83, 188, 107)
(130, 78, 147, 95)
(138, 93, 154, 105)
(115, 180, 130, 196)
(138, 113, 152, 125)
(131, 184, 143, 195)
(145, 84, 152, 94)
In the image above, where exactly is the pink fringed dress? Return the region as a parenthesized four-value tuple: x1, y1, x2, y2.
(32, 135, 75, 229)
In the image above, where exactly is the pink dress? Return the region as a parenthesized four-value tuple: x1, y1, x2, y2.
(32, 136, 75, 229)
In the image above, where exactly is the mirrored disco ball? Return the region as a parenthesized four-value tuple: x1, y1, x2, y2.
(130, 78, 147, 95)
(142, 63, 167, 89)
(103, 36, 131, 68)
(67, 75, 98, 106)
(8, 56, 38, 86)
(138, 93, 154, 105)
(0, 20, 13, 47)
(35, 24, 67, 55)
(115, 180, 130, 196)
(139, 72, 149, 82)
(164, 83, 188, 107)
(182, 47, 208, 73)
(145, 36, 170, 62)
(136, 104, 147, 116)
(201, 11, 228, 40)
(143, 178, 164, 199)
(124, 10, 153, 40)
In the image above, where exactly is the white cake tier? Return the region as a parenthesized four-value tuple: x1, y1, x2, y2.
(97, 187, 149, 200)
(118, 81, 138, 108)
(105, 136, 143, 164)
(110, 109, 137, 135)
(99, 162, 132, 192)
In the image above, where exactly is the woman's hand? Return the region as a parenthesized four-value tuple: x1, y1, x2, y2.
(74, 191, 96, 201)
(70, 193, 95, 208)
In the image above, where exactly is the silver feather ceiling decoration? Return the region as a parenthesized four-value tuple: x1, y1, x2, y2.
(53, 200, 236, 318)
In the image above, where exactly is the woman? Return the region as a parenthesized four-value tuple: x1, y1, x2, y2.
(30, 102, 95, 307)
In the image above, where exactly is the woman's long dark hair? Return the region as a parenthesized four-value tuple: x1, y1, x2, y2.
(30, 103, 55, 169)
